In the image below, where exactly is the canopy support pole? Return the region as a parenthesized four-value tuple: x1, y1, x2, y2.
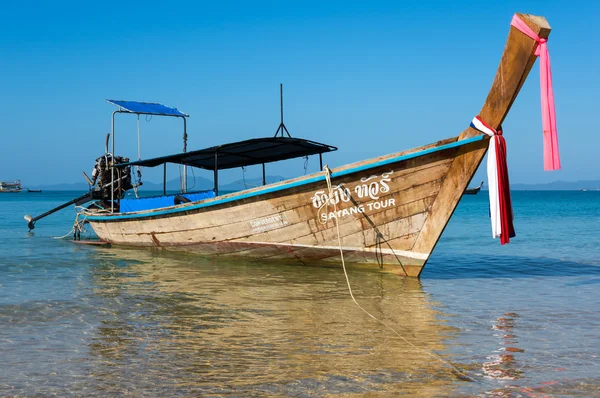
(137, 115, 141, 160)
(182, 117, 187, 193)
(111, 111, 117, 213)
(134, 114, 142, 199)
(163, 163, 167, 196)
(262, 164, 266, 185)
(319, 153, 323, 171)
(214, 152, 219, 196)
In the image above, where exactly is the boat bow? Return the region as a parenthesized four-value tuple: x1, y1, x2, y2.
(413, 13, 551, 257)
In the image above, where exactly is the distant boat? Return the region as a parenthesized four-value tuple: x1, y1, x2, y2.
(27, 189, 42, 193)
(0, 180, 23, 193)
(464, 181, 484, 195)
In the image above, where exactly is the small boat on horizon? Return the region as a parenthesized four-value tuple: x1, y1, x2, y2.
(27, 188, 43, 193)
(26, 13, 557, 277)
(464, 181, 484, 195)
(0, 180, 23, 193)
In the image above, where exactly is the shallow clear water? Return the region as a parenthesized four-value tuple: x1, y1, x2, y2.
(1, 191, 599, 396)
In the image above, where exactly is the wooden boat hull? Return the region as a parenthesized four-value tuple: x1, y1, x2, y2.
(84, 13, 551, 277)
(87, 136, 487, 277)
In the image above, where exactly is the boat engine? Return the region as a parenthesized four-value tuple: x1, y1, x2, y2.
(89, 154, 133, 200)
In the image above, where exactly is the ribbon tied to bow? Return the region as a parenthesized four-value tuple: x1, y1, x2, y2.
(471, 116, 516, 244)
(511, 14, 560, 171)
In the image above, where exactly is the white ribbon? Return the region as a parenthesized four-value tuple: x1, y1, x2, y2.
(470, 116, 501, 239)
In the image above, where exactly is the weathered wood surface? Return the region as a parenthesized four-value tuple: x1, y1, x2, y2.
(91, 146, 463, 276)
(89, 14, 551, 277)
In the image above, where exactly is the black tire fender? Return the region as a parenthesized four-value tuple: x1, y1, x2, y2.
(174, 195, 191, 205)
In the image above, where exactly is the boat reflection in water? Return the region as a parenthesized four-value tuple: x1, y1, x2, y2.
(85, 247, 466, 396)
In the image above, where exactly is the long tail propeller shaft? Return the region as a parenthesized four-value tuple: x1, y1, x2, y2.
(24, 191, 97, 231)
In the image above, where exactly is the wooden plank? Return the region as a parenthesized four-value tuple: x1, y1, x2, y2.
(100, 156, 452, 246)
(307, 196, 435, 248)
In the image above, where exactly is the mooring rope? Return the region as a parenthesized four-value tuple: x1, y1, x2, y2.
(53, 211, 89, 240)
(55, 205, 112, 240)
(321, 165, 472, 381)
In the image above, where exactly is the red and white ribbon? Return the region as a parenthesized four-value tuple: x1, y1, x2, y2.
(511, 14, 561, 171)
(471, 116, 515, 244)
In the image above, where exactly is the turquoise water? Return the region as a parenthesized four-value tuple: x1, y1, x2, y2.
(1, 191, 599, 396)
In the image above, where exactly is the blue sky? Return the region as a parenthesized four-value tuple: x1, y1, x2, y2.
(1, 0, 598, 186)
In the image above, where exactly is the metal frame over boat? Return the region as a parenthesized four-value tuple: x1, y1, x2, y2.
(29, 14, 552, 277)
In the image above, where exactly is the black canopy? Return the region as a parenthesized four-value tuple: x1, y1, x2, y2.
(116, 137, 337, 170)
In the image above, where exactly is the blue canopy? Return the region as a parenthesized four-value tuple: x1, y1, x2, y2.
(107, 99, 189, 117)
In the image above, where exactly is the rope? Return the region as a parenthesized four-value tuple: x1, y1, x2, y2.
(189, 166, 196, 191)
(56, 205, 115, 240)
(375, 231, 383, 269)
(77, 204, 111, 217)
(242, 166, 249, 189)
(53, 210, 90, 240)
(318, 175, 407, 274)
(241, 166, 261, 189)
(321, 165, 472, 381)
(53, 227, 77, 240)
(133, 167, 142, 199)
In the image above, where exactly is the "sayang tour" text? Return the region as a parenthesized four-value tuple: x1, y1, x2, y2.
(310, 171, 396, 221)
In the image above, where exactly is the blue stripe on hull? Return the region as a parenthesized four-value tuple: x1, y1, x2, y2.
(86, 135, 485, 221)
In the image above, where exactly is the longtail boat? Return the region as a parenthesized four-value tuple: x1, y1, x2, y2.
(27, 13, 557, 277)
(464, 182, 484, 195)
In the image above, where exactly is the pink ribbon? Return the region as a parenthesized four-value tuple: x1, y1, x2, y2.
(511, 15, 560, 171)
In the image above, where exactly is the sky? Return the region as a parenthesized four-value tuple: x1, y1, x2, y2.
(1, 0, 598, 186)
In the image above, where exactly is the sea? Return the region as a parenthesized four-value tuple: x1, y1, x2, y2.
(1, 190, 599, 397)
